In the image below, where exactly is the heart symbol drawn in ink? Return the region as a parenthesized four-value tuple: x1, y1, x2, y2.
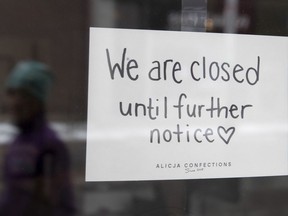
(218, 126, 235, 144)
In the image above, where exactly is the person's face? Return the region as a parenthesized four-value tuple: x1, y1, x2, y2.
(5, 88, 42, 125)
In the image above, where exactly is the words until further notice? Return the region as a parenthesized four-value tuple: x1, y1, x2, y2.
(120, 94, 250, 145)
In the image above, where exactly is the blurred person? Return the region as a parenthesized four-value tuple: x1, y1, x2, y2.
(0, 61, 76, 216)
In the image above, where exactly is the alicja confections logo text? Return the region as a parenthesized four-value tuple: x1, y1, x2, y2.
(156, 161, 232, 173)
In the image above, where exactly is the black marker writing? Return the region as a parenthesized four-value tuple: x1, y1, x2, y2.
(106, 48, 139, 81)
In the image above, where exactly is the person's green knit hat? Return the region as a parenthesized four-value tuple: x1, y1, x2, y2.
(6, 61, 53, 102)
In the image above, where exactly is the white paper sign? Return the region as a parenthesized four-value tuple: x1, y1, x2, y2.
(86, 27, 288, 182)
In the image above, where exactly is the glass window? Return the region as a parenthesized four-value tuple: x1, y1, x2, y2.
(0, 0, 288, 215)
